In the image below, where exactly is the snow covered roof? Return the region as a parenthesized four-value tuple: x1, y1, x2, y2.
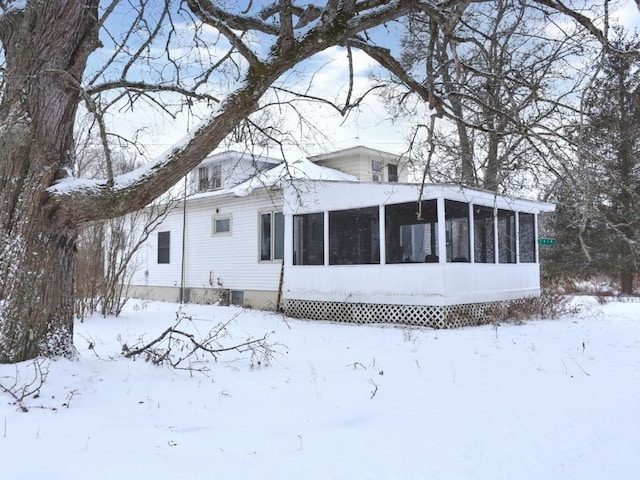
(198, 150, 282, 167)
(308, 145, 403, 163)
(187, 157, 357, 200)
(232, 157, 357, 196)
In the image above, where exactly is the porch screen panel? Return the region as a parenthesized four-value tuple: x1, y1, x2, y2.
(498, 209, 516, 263)
(473, 205, 495, 263)
(293, 213, 324, 265)
(445, 200, 470, 262)
(518, 212, 536, 263)
(385, 200, 438, 263)
(329, 207, 380, 265)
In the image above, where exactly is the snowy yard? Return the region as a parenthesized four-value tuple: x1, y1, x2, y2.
(1, 297, 639, 480)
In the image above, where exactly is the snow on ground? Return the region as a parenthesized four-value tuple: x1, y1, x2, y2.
(1, 297, 639, 480)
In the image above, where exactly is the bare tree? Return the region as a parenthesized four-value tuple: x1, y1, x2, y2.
(545, 29, 640, 294)
(0, 0, 636, 364)
(0, 0, 433, 364)
(379, 0, 595, 194)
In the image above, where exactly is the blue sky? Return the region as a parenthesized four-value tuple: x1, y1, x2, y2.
(92, 1, 640, 165)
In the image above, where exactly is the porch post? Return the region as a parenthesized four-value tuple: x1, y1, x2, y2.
(437, 196, 447, 264)
(379, 204, 386, 265)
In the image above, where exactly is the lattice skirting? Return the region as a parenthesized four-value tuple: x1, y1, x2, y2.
(284, 299, 529, 329)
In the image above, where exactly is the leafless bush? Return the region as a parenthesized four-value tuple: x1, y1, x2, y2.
(0, 359, 49, 412)
(486, 291, 581, 325)
(121, 308, 279, 373)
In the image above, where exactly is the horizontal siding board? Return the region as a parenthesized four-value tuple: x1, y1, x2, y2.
(128, 191, 283, 293)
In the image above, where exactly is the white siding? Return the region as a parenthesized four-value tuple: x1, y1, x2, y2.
(128, 205, 185, 288)
(312, 147, 410, 182)
(181, 191, 283, 292)
(128, 190, 284, 295)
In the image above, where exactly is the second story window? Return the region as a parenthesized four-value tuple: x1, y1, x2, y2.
(198, 164, 223, 192)
(371, 160, 384, 182)
(210, 164, 222, 189)
(388, 163, 398, 182)
(198, 167, 209, 191)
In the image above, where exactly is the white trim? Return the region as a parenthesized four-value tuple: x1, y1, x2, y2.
(212, 214, 232, 236)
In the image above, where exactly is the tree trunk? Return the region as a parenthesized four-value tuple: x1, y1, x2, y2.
(0, 1, 99, 363)
(620, 261, 634, 295)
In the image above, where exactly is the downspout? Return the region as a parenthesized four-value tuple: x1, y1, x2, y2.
(180, 175, 188, 303)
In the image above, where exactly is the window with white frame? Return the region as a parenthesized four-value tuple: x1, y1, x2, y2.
(259, 212, 284, 261)
(497, 209, 516, 263)
(293, 213, 324, 265)
(329, 207, 380, 265)
(210, 164, 222, 189)
(473, 205, 495, 263)
(157, 231, 170, 264)
(212, 214, 232, 236)
(518, 212, 536, 263)
(198, 167, 209, 192)
(445, 200, 470, 262)
(387, 163, 398, 182)
(371, 160, 384, 182)
(198, 164, 223, 192)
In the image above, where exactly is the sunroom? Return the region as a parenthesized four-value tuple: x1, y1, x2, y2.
(281, 179, 555, 327)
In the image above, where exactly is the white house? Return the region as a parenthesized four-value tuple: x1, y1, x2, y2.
(126, 146, 555, 328)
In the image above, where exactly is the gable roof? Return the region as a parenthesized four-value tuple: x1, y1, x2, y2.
(308, 145, 404, 163)
(198, 150, 282, 167)
(187, 157, 357, 201)
(231, 158, 358, 197)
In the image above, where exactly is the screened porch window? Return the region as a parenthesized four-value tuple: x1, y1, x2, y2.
(498, 209, 516, 263)
(473, 205, 495, 263)
(260, 212, 284, 261)
(518, 212, 536, 263)
(385, 200, 438, 263)
(445, 200, 470, 262)
(293, 213, 324, 265)
(329, 207, 379, 265)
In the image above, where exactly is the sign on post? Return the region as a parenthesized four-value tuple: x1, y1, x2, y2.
(538, 238, 556, 246)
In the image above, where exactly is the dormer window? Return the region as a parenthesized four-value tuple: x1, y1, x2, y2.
(198, 164, 223, 192)
(371, 160, 384, 182)
(210, 164, 222, 189)
(198, 167, 209, 191)
(388, 163, 398, 182)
